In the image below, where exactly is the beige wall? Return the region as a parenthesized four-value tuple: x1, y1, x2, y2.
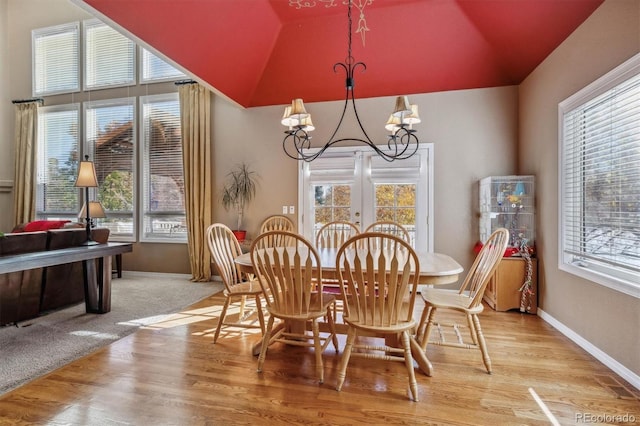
(0, 0, 12, 232)
(0, 0, 519, 276)
(519, 0, 640, 376)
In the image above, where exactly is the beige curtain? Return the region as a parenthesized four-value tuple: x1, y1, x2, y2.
(12, 101, 39, 226)
(178, 83, 213, 281)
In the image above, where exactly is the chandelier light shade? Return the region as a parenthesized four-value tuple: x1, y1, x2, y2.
(280, 0, 421, 162)
(75, 155, 101, 245)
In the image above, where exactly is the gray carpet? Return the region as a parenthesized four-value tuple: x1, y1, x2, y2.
(0, 273, 223, 395)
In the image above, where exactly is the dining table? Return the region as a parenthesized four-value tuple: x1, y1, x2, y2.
(233, 246, 464, 375)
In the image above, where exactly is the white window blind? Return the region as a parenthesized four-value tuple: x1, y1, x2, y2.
(140, 94, 186, 242)
(85, 98, 136, 240)
(141, 48, 185, 82)
(84, 19, 135, 90)
(560, 54, 640, 296)
(32, 22, 79, 96)
(36, 104, 81, 219)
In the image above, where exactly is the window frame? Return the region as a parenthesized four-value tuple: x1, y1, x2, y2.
(139, 46, 186, 84)
(83, 18, 136, 91)
(32, 22, 80, 97)
(35, 103, 82, 220)
(139, 92, 186, 243)
(558, 52, 640, 299)
(83, 96, 137, 242)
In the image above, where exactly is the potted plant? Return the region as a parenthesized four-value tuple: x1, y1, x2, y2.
(221, 163, 258, 242)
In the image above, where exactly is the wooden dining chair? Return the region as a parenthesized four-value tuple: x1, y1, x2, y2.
(364, 220, 411, 246)
(259, 215, 295, 233)
(315, 220, 360, 249)
(415, 228, 509, 374)
(314, 221, 360, 318)
(205, 223, 266, 343)
(335, 232, 422, 401)
(257, 215, 296, 247)
(250, 231, 339, 384)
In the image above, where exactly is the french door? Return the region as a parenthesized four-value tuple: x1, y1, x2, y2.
(298, 145, 433, 253)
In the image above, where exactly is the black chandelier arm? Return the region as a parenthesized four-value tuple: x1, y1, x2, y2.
(386, 127, 420, 160)
(283, 125, 419, 163)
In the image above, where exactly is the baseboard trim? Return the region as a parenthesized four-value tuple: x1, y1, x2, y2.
(537, 308, 640, 391)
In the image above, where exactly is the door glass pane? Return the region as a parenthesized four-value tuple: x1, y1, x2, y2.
(375, 183, 416, 246)
(313, 184, 352, 233)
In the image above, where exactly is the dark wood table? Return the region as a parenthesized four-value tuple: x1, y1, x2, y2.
(0, 243, 133, 314)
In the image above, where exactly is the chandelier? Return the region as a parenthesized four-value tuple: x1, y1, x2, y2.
(280, 0, 421, 162)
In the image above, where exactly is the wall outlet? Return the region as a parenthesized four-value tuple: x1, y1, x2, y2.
(282, 205, 288, 214)
(289, 205, 295, 214)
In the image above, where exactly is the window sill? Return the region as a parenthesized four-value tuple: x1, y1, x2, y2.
(560, 263, 640, 299)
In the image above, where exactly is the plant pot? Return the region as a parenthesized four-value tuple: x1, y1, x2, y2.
(232, 230, 247, 242)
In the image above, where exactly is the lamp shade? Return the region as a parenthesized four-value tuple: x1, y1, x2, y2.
(403, 104, 421, 125)
(300, 115, 315, 132)
(391, 96, 412, 118)
(385, 114, 402, 132)
(79, 201, 106, 219)
(281, 106, 299, 127)
(289, 98, 309, 120)
(75, 156, 98, 188)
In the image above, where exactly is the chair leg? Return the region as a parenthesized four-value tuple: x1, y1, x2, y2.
(472, 314, 492, 374)
(213, 296, 231, 344)
(239, 295, 246, 319)
(326, 305, 339, 352)
(255, 294, 266, 335)
(257, 315, 276, 373)
(419, 306, 437, 351)
(400, 330, 419, 402)
(466, 313, 479, 345)
(311, 319, 324, 384)
(416, 305, 431, 340)
(336, 328, 356, 391)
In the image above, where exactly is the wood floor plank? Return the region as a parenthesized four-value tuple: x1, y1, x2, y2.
(0, 290, 638, 425)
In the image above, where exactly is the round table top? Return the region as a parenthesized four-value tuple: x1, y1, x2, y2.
(234, 247, 463, 285)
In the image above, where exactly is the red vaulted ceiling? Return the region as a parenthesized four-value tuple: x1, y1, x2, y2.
(76, 0, 603, 108)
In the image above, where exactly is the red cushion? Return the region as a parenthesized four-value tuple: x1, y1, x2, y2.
(24, 220, 71, 232)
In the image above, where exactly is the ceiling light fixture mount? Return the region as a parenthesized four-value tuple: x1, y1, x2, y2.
(281, 0, 421, 162)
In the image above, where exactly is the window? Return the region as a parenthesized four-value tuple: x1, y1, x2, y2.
(299, 145, 433, 253)
(84, 19, 135, 90)
(140, 48, 185, 83)
(85, 98, 136, 239)
(33, 19, 186, 243)
(559, 53, 640, 298)
(141, 94, 185, 241)
(36, 104, 81, 220)
(32, 22, 80, 96)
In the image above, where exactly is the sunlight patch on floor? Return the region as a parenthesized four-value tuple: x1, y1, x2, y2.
(528, 387, 560, 426)
(69, 330, 120, 340)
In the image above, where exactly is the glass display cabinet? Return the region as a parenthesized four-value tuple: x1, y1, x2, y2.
(479, 175, 537, 313)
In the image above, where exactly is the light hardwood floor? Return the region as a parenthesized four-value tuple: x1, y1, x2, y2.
(0, 291, 638, 425)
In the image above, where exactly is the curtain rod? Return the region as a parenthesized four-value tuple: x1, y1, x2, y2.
(12, 98, 44, 104)
(174, 79, 197, 86)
